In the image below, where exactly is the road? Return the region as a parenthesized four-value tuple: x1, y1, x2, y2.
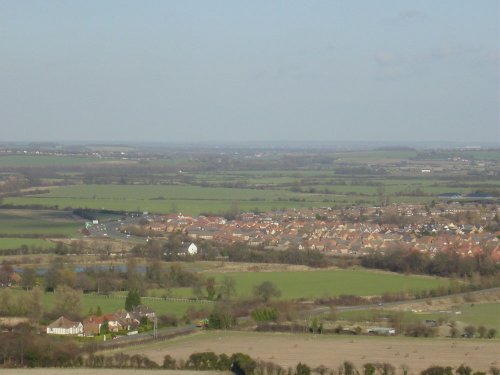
(302, 286, 500, 317)
(88, 216, 147, 242)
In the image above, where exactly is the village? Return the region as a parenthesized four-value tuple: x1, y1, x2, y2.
(139, 202, 500, 262)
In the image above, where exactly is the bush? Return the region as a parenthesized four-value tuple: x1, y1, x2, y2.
(231, 353, 256, 375)
(163, 354, 176, 369)
(251, 307, 279, 322)
(296, 362, 312, 375)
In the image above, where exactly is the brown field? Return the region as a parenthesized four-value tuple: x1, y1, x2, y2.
(0, 370, 223, 375)
(117, 331, 500, 373)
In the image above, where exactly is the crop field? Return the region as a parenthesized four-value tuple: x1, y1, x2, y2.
(0, 209, 83, 237)
(118, 331, 500, 372)
(206, 269, 449, 300)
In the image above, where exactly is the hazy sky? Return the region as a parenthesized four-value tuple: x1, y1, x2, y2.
(1, 1, 499, 144)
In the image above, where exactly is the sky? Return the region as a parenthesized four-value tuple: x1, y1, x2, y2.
(1, 1, 499, 145)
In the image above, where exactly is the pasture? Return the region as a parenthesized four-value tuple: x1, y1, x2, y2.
(206, 269, 449, 300)
(117, 330, 500, 372)
(9, 289, 207, 318)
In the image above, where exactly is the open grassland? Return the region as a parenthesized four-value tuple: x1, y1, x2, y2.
(207, 269, 449, 300)
(0, 209, 83, 237)
(117, 330, 500, 373)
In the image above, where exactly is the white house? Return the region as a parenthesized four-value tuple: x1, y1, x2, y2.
(178, 242, 198, 255)
(46, 316, 83, 335)
(187, 243, 198, 255)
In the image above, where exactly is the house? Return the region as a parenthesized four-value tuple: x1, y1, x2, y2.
(132, 305, 156, 320)
(46, 316, 83, 336)
(82, 316, 103, 336)
(178, 242, 198, 255)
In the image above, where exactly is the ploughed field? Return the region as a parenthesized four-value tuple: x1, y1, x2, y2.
(120, 331, 500, 373)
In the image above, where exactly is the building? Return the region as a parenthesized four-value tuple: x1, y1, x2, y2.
(46, 316, 83, 335)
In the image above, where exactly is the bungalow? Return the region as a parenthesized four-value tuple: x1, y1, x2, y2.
(46, 316, 83, 336)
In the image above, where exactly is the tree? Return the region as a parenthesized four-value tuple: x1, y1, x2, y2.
(0, 262, 14, 286)
(20, 268, 37, 290)
(296, 362, 311, 375)
(125, 290, 141, 312)
(487, 328, 497, 339)
(463, 325, 476, 338)
(478, 325, 487, 338)
(126, 258, 144, 294)
(456, 365, 472, 375)
(205, 277, 216, 300)
(163, 354, 176, 369)
(96, 306, 102, 316)
(253, 281, 281, 302)
(101, 320, 109, 335)
(208, 305, 235, 330)
(27, 287, 43, 324)
(230, 353, 256, 375)
(0, 288, 16, 315)
(53, 285, 82, 320)
(217, 276, 236, 301)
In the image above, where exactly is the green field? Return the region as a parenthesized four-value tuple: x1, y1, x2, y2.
(22, 290, 206, 318)
(206, 269, 449, 300)
(0, 155, 104, 167)
(4, 184, 336, 215)
(0, 237, 54, 250)
(454, 302, 500, 332)
(337, 302, 500, 333)
(0, 209, 83, 237)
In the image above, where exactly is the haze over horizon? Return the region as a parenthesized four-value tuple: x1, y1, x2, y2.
(1, 1, 499, 145)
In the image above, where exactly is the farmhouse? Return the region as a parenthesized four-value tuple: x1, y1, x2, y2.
(46, 316, 83, 336)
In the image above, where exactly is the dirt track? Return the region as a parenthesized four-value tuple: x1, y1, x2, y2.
(120, 331, 500, 373)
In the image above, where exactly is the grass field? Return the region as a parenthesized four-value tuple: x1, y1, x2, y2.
(9, 289, 207, 318)
(206, 269, 449, 300)
(117, 330, 500, 372)
(453, 302, 500, 332)
(0, 209, 83, 237)
(0, 155, 104, 167)
(4, 184, 336, 215)
(0, 237, 54, 250)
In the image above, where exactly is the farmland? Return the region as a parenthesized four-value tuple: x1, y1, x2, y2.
(0, 238, 54, 250)
(1, 146, 498, 215)
(117, 330, 500, 372)
(0, 209, 83, 237)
